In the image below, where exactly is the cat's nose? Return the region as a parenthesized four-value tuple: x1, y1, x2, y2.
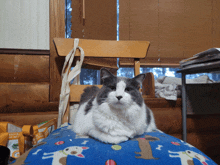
(116, 96, 123, 100)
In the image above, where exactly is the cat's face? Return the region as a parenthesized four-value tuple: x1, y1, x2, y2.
(97, 68, 145, 109)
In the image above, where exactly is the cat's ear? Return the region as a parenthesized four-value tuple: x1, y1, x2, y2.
(133, 74, 146, 84)
(100, 68, 115, 79)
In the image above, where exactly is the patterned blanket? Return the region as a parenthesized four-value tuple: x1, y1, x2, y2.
(10, 125, 217, 165)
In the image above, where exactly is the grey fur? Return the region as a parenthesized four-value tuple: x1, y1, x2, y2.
(84, 96, 96, 115)
(97, 76, 144, 106)
(124, 77, 144, 106)
(97, 86, 112, 105)
(81, 69, 146, 111)
(79, 86, 100, 115)
(146, 106, 151, 125)
(80, 69, 147, 115)
(79, 85, 100, 108)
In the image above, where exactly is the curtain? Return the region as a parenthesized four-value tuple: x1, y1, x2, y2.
(119, 0, 220, 67)
(71, 0, 118, 70)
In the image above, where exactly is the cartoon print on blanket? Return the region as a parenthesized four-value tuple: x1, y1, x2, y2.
(169, 150, 208, 165)
(135, 135, 160, 160)
(10, 142, 47, 165)
(9, 125, 217, 165)
(105, 159, 117, 165)
(42, 146, 89, 165)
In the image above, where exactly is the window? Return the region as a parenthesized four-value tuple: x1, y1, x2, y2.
(65, 0, 220, 84)
(118, 68, 220, 82)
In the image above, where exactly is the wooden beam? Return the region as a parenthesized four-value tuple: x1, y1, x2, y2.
(0, 49, 50, 55)
(0, 54, 49, 83)
(0, 83, 52, 113)
(0, 111, 58, 127)
(119, 57, 182, 68)
(49, 0, 65, 102)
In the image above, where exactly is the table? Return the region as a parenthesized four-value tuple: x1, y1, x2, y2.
(177, 61, 220, 142)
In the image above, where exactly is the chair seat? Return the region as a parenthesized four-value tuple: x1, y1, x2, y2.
(11, 124, 217, 165)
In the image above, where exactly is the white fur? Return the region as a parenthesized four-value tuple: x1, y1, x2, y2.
(71, 79, 156, 144)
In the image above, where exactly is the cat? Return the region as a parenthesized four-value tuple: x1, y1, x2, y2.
(71, 68, 156, 144)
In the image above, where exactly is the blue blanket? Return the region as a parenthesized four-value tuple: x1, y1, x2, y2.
(11, 125, 217, 165)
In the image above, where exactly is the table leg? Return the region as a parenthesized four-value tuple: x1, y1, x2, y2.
(181, 73, 187, 142)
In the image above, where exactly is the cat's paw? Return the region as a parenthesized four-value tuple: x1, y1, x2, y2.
(110, 136, 129, 144)
(109, 129, 134, 138)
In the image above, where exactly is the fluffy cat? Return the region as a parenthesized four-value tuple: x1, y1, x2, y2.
(71, 68, 156, 144)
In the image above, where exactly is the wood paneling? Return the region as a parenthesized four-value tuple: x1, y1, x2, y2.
(49, 0, 65, 102)
(154, 106, 220, 135)
(152, 107, 182, 134)
(0, 83, 51, 113)
(0, 111, 58, 127)
(0, 55, 49, 82)
(187, 115, 220, 133)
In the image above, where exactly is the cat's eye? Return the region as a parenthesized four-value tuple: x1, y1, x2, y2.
(125, 87, 132, 91)
(109, 86, 116, 90)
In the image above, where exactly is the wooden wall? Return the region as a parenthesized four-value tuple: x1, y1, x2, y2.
(0, 53, 54, 113)
(0, 0, 65, 111)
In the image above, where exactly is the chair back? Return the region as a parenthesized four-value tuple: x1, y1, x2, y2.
(54, 38, 150, 124)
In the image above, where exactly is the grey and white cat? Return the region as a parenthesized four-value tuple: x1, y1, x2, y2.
(71, 68, 156, 144)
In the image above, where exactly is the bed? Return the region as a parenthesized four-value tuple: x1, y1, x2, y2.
(9, 38, 217, 165)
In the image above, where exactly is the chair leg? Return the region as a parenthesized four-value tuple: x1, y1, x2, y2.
(142, 72, 155, 98)
(134, 58, 140, 76)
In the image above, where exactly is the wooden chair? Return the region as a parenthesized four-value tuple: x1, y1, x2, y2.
(53, 38, 155, 125)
